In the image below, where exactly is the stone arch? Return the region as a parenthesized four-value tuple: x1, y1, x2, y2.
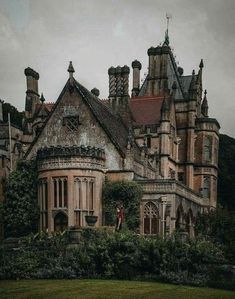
(186, 209, 194, 237)
(143, 201, 159, 235)
(54, 211, 68, 232)
(175, 204, 185, 230)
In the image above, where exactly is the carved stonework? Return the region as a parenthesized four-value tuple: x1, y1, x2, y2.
(38, 156, 105, 171)
(37, 145, 105, 161)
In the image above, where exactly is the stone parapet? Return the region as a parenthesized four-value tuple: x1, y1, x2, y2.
(37, 145, 105, 161)
(37, 156, 105, 171)
(138, 179, 207, 206)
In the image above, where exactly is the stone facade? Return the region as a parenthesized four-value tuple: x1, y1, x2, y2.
(0, 34, 220, 237)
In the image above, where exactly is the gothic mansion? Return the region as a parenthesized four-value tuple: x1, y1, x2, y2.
(0, 36, 220, 236)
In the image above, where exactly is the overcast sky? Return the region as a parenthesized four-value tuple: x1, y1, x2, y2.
(0, 0, 235, 136)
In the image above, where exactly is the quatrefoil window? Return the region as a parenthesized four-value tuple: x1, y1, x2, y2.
(63, 116, 81, 132)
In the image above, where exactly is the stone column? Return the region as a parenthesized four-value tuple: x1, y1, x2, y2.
(67, 174, 74, 227)
(49, 176, 53, 232)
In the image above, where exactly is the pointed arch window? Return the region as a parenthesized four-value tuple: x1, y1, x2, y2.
(143, 202, 159, 235)
(204, 136, 212, 163)
(202, 175, 211, 198)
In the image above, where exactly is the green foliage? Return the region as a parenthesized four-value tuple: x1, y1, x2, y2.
(0, 230, 230, 289)
(2, 101, 24, 129)
(3, 160, 39, 238)
(103, 181, 143, 231)
(195, 208, 235, 263)
(218, 134, 235, 211)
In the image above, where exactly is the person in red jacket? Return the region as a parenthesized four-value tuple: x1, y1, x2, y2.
(115, 205, 124, 231)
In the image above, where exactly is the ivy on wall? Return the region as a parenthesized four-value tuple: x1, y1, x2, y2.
(103, 180, 143, 231)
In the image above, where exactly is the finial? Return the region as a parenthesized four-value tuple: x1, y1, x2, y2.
(40, 93, 45, 103)
(91, 88, 100, 97)
(164, 13, 172, 46)
(199, 59, 204, 68)
(201, 89, 208, 117)
(67, 61, 75, 78)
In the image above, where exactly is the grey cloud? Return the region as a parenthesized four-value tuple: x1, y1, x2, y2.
(0, 0, 235, 136)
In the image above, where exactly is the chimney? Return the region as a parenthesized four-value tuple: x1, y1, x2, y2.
(115, 66, 122, 97)
(24, 67, 39, 95)
(24, 67, 40, 118)
(131, 60, 142, 97)
(108, 66, 116, 98)
(121, 65, 130, 96)
(147, 47, 156, 78)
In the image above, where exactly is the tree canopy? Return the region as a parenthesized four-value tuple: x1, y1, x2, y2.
(2, 160, 39, 238)
(218, 134, 235, 210)
(2, 101, 24, 129)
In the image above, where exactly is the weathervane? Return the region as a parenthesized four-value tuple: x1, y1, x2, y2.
(164, 13, 172, 46)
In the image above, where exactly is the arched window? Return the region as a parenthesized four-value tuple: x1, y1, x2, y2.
(143, 202, 159, 235)
(186, 209, 194, 237)
(74, 177, 95, 227)
(204, 136, 212, 163)
(54, 212, 68, 232)
(202, 176, 210, 198)
(175, 205, 185, 230)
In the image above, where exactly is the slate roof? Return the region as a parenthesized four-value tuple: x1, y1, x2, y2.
(74, 80, 141, 158)
(130, 96, 165, 125)
(180, 75, 198, 96)
(26, 78, 141, 159)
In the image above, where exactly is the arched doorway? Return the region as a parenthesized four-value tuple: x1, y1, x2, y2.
(143, 202, 159, 235)
(54, 212, 68, 232)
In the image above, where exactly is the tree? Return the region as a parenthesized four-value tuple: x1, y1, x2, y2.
(3, 160, 39, 238)
(103, 180, 143, 231)
(195, 207, 235, 263)
(2, 101, 24, 129)
(218, 134, 235, 211)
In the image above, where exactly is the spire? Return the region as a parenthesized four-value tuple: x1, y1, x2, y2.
(201, 89, 209, 117)
(163, 13, 172, 46)
(197, 58, 204, 86)
(40, 93, 45, 103)
(189, 69, 197, 99)
(67, 61, 75, 78)
(199, 59, 204, 69)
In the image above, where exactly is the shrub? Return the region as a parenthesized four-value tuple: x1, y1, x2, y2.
(0, 230, 231, 289)
(103, 181, 143, 231)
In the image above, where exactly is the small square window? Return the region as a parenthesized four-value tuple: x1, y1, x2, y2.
(63, 116, 81, 132)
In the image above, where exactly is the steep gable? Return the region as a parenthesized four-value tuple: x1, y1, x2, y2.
(25, 78, 141, 169)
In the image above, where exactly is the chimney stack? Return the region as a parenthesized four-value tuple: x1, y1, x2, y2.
(24, 67, 40, 118)
(131, 60, 142, 97)
(107, 65, 131, 124)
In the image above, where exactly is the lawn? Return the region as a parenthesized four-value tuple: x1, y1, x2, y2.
(0, 280, 235, 299)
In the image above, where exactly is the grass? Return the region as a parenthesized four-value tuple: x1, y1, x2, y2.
(0, 279, 234, 299)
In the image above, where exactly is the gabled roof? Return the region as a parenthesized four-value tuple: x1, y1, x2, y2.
(180, 75, 198, 97)
(26, 78, 141, 159)
(74, 80, 140, 158)
(130, 96, 165, 125)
